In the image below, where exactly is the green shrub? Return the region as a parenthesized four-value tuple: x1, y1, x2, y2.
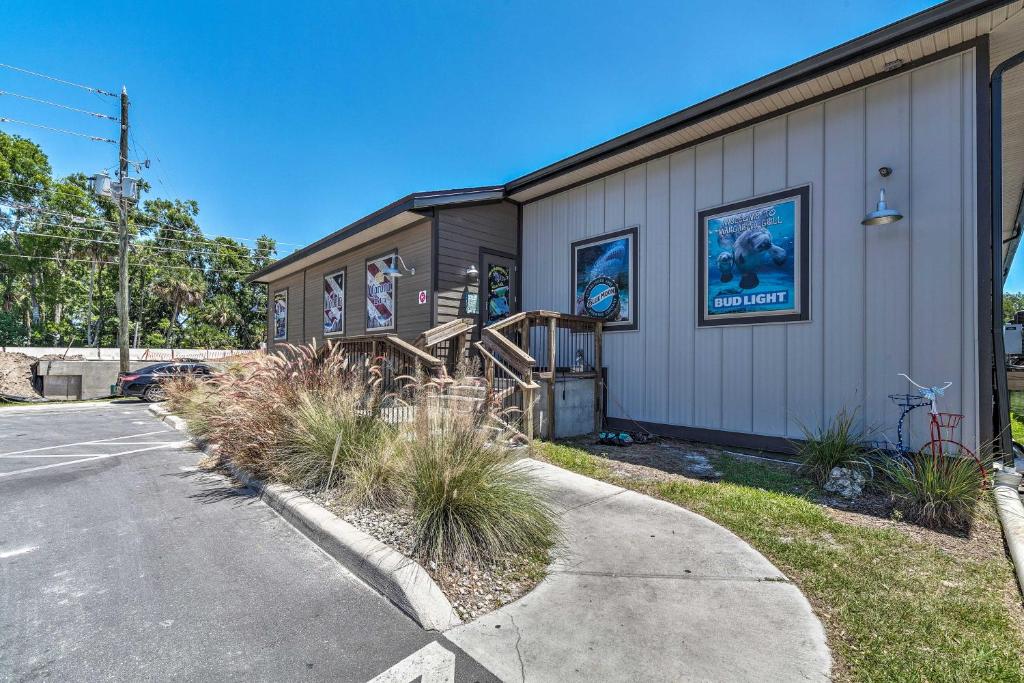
(794, 409, 872, 485)
(884, 451, 984, 529)
(342, 443, 405, 509)
(405, 412, 557, 566)
(275, 386, 394, 491)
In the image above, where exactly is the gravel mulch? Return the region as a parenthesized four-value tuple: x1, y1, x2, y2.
(315, 496, 546, 622)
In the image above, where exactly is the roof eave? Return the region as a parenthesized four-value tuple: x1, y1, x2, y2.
(246, 185, 508, 284)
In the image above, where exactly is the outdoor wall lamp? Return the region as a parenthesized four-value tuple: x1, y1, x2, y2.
(465, 264, 480, 282)
(862, 166, 904, 226)
(380, 255, 415, 278)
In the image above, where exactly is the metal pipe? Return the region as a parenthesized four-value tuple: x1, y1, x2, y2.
(990, 47, 1024, 460)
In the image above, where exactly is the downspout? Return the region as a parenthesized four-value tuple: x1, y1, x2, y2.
(991, 48, 1024, 460)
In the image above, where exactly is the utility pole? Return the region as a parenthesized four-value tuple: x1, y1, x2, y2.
(116, 86, 130, 373)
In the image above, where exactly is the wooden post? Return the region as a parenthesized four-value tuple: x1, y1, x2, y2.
(547, 317, 557, 440)
(520, 318, 530, 355)
(593, 321, 603, 432)
(484, 356, 495, 406)
(524, 369, 534, 440)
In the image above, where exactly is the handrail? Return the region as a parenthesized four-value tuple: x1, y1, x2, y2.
(415, 318, 475, 349)
(480, 328, 535, 371)
(333, 334, 443, 367)
(473, 342, 540, 390)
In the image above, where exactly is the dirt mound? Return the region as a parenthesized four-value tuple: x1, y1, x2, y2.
(0, 352, 42, 400)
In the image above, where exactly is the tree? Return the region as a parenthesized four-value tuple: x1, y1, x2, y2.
(0, 131, 277, 349)
(1004, 291, 1024, 323)
(152, 269, 207, 347)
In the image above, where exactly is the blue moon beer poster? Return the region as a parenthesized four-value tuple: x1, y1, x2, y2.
(570, 227, 638, 331)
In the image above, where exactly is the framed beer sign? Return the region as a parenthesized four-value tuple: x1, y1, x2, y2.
(323, 269, 346, 335)
(697, 186, 810, 327)
(272, 290, 288, 341)
(366, 252, 397, 331)
(570, 227, 638, 331)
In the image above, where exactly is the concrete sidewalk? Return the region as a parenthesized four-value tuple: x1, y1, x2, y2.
(446, 459, 831, 682)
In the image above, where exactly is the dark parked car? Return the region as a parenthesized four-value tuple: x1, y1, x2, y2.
(116, 362, 213, 402)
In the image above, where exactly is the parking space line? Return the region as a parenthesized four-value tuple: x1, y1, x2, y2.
(0, 444, 184, 480)
(0, 430, 172, 457)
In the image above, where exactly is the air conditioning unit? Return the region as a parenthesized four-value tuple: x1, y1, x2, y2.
(1004, 323, 1023, 356)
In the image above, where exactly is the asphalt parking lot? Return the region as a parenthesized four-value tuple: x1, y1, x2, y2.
(0, 400, 497, 682)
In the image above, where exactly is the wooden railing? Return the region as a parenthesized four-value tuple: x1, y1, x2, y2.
(414, 317, 475, 377)
(331, 334, 443, 388)
(479, 310, 603, 440)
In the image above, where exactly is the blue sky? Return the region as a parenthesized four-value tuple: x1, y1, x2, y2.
(9, 1, 997, 275)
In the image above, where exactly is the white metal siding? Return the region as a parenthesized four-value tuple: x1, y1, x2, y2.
(521, 51, 980, 450)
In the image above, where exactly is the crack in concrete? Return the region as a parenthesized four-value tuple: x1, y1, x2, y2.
(550, 569, 791, 583)
(555, 489, 625, 515)
(508, 614, 526, 683)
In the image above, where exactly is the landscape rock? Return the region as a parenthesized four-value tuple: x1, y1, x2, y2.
(824, 467, 866, 498)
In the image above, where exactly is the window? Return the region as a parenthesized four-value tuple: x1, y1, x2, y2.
(323, 269, 346, 335)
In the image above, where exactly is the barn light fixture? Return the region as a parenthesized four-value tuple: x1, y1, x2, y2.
(380, 255, 415, 278)
(862, 167, 904, 226)
(465, 264, 480, 282)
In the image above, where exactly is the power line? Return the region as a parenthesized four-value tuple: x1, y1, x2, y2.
(0, 182, 303, 247)
(0, 117, 115, 144)
(0, 90, 117, 120)
(6, 224, 269, 261)
(9, 215, 267, 256)
(0, 63, 117, 97)
(0, 251, 257, 275)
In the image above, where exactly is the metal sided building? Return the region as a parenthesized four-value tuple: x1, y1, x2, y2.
(252, 0, 1024, 454)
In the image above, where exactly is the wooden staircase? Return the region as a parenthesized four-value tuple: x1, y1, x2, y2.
(327, 313, 603, 442)
(477, 311, 604, 440)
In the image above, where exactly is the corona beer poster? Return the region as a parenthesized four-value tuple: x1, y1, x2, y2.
(323, 270, 345, 334)
(366, 253, 396, 331)
(698, 186, 810, 327)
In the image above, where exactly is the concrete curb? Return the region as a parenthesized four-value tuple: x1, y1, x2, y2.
(146, 403, 462, 631)
(993, 465, 1024, 596)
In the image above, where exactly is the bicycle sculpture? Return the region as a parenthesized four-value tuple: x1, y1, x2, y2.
(886, 374, 986, 482)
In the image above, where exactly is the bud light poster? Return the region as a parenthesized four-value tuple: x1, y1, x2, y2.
(697, 186, 810, 327)
(571, 227, 638, 331)
(273, 290, 288, 340)
(366, 253, 396, 331)
(323, 269, 345, 335)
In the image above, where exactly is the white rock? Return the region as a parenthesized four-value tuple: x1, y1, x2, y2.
(823, 466, 866, 498)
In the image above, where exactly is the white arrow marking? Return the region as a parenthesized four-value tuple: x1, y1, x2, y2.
(367, 641, 456, 683)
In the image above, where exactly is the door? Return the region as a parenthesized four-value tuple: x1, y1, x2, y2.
(481, 252, 517, 327)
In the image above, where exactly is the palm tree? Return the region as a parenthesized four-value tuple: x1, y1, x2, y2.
(152, 270, 206, 347)
(203, 294, 241, 330)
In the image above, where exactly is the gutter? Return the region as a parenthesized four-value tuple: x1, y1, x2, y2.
(992, 47, 1024, 460)
(506, 0, 1014, 195)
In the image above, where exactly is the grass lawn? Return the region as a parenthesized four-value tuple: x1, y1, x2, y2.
(1011, 411, 1024, 444)
(533, 441, 1024, 682)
